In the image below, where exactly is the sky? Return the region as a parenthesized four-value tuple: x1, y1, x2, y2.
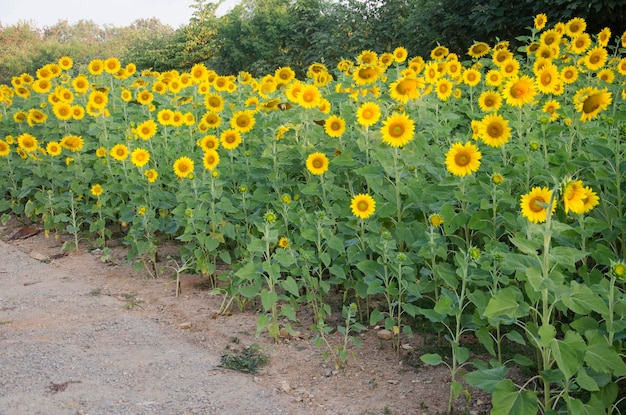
(0, 0, 238, 29)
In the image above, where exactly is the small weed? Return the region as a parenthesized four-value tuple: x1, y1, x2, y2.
(123, 293, 144, 310)
(90, 288, 101, 296)
(0, 320, 12, 325)
(219, 343, 268, 373)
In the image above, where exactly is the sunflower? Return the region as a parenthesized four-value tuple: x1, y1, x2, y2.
(230, 110, 256, 133)
(462, 68, 481, 87)
(447, 61, 462, 79)
(535, 62, 560, 94)
(104, 57, 121, 74)
(14, 86, 30, 99)
(27, 109, 47, 126)
(202, 112, 222, 129)
(190, 63, 208, 83)
(565, 17, 586, 37)
(136, 119, 157, 140)
(356, 102, 381, 127)
(130, 148, 150, 168)
(13, 112, 27, 123)
(306, 152, 329, 175)
(573, 86, 612, 122)
(324, 115, 346, 138)
(570, 33, 591, 54)
(173, 156, 194, 179)
(17, 133, 38, 153)
(275, 66, 296, 84)
(203, 150, 220, 171)
(95, 147, 107, 158)
(144, 169, 158, 183)
(500, 58, 520, 78)
(562, 179, 587, 214)
(503, 76, 536, 107)
(120, 89, 132, 102)
(58, 56, 73, 70)
(297, 84, 322, 108)
(352, 65, 382, 86)
(32, 79, 52, 93)
(430, 45, 449, 60)
(485, 70, 503, 87)
(88, 59, 104, 75)
(479, 114, 511, 147)
(389, 77, 422, 103)
(171, 111, 184, 127)
(478, 90, 502, 113)
(357, 50, 378, 65)
(88, 90, 108, 110)
(278, 237, 290, 249)
(91, 184, 103, 197)
(435, 78, 452, 101)
(220, 129, 242, 150)
(137, 90, 153, 105)
(492, 49, 513, 67)
(597, 68, 614, 83)
(350, 193, 376, 219)
(534, 13, 547, 30)
(379, 53, 395, 68)
(52, 102, 72, 120)
(542, 99, 561, 122)
(393, 46, 408, 63)
(0, 140, 10, 157)
(157, 109, 174, 126)
(110, 144, 129, 161)
(199, 135, 219, 152)
(580, 186, 600, 213)
(57, 87, 74, 103)
(72, 75, 89, 94)
(561, 65, 579, 84)
(520, 186, 555, 223)
(380, 113, 415, 148)
(467, 42, 490, 59)
(204, 93, 224, 112)
(584, 46, 608, 70)
(428, 213, 444, 227)
(445, 142, 482, 177)
(152, 81, 167, 94)
(60, 135, 84, 152)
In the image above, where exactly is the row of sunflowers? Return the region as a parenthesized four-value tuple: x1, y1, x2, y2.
(1, 13, 625, 414)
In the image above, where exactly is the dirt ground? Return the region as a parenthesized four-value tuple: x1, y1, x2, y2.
(0, 220, 491, 415)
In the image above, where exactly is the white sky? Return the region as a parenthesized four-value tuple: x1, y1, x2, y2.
(0, 0, 238, 28)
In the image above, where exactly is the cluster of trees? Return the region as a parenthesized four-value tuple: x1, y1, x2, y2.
(1, 0, 624, 83)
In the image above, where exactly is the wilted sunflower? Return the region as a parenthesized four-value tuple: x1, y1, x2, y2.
(17, 133, 38, 153)
(130, 148, 150, 168)
(350, 193, 376, 219)
(110, 144, 129, 161)
(60, 135, 84, 152)
(220, 129, 242, 150)
(478, 90, 502, 112)
(520, 186, 555, 223)
(203, 150, 220, 170)
(380, 113, 415, 148)
(230, 110, 256, 133)
(136, 119, 157, 140)
(306, 152, 329, 175)
(479, 114, 511, 147)
(467, 42, 490, 59)
(324, 115, 346, 138)
(173, 156, 194, 179)
(573, 86, 612, 121)
(445, 142, 482, 177)
(356, 102, 381, 127)
(503, 76, 536, 107)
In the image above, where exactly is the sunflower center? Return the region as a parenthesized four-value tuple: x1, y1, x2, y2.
(312, 158, 323, 168)
(179, 163, 190, 173)
(590, 54, 600, 64)
(454, 152, 470, 167)
(488, 124, 502, 137)
(357, 201, 369, 212)
(529, 196, 546, 213)
(582, 94, 602, 114)
(485, 98, 495, 107)
(363, 109, 372, 119)
(237, 118, 249, 127)
(331, 122, 341, 130)
(511, 84, 526, 98)
(225, 135, 235, 143)
(390, 124, 405, 137)
(541, 73, 552, 85)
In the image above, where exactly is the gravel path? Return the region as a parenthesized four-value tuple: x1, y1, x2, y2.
(0, 240, 300, 415)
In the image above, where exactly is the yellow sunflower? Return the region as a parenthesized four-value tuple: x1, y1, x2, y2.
(570, 33, 591, 54)
(324, 115, 346, 138)
(500, 58, 520, 78)
(275, 66, 296, 84)
(534, 13, 547, 30)
(445, 142, 482, 177)
(32, 79, 52, 93)
(573, 86, 612, 121)
(60, 135, 84, 152)
(462, 68, 481, 87)
(137, 90, 154, 105)
(584, 46, 608, 70)
(91, 184, 103, 197)
(380, 113, 415, 148)
(562, 179, 587, 214)
(393, 46, 408, 63)
(580, 186, 600, 213)
(617, 57, 626, 76)
(104, 57, 121, 74)
(297, 84, 322, 108)
(199, 135, 219, 152)
(429, 213, 444, 227)
(565, 17, 586, 37)
(535, 62, 561, 94)
(356, 102, 381, 127)
(157, 109, 174, 126)
(597, 68, 614, 83)
(136, 119, 158, 140)
(520, 186, 554, 223)
(72, 75, 89, 94)
(203, 150, 220, 171)
(202, 112, 222, 129)
(173, 156, 194, 179)
(430, 45, 449, 60)
(503, 76, 536, 107)
(230, 110, 256, 133)
(435, 78, 453, 101)
(305, 152, 329, 175)
(88, 59, 104, 75)
(58, 56, 73, 70)
(479, 114, 511, 147)
(542, 99, 561, 122)
(95, 147, 107, 158)
(220, 129, 242, 150)
(88, 90, 108, 110)
(190, 63, 208, 83)
(110, 144, 129, 161)
(204, 93, 225, 112)
(352, 65, 381, 86)
(478, 90, 502, 112)
(278, 237, 290, 249)
(17, 133, 38, 153)
(485, 70, 503, 87)
(145, 169, 158, 183)
(357, 50, 378, 65)
(27, 109, 47, 126)
(389, 77, 422, 103)
(350, 193, 376, 219)
(467, 42, 491, 59)
(0, 140, 11, 157)
(492, 49, 513, 67)
(131, 148, 150, 168)
(561, 65, 579, 84)
(52, 102, 72, 120)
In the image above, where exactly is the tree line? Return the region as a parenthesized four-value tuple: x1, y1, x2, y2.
(1, 0, 624, 83)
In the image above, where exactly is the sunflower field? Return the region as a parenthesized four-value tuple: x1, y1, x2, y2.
(1, 14, 626, 414)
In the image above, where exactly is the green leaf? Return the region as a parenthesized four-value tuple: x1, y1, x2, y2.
(576, 369, 599, 392)
(510, 237, 540, 256)
(369, 309, 384, 326)
(280, 304, 297, 321)
(538, 324, 556, 348)
(484, 286, 528, 323)
(256, 314, 270, 337)
(273, 249, 296, 267)
(492, 379, 538, 415)
(434, 295, 454, 316)
(562, 281, 609, 315)
(463, 366, 508, 393)
(420, 353, 443, 366)
(235, 262, 258, 280)
(474, 327, 496, 356)
(280, 276, 300, 297)
(66, 225, 80, 234)
(451, 381, 464, 398)
(260, 289, 278, 312)
(585, 333, 626, 376)
(550, 330, 585, 380)
(505, 330, 527, 346)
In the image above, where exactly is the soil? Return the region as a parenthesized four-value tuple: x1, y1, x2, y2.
(0, 219, 491, 415)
